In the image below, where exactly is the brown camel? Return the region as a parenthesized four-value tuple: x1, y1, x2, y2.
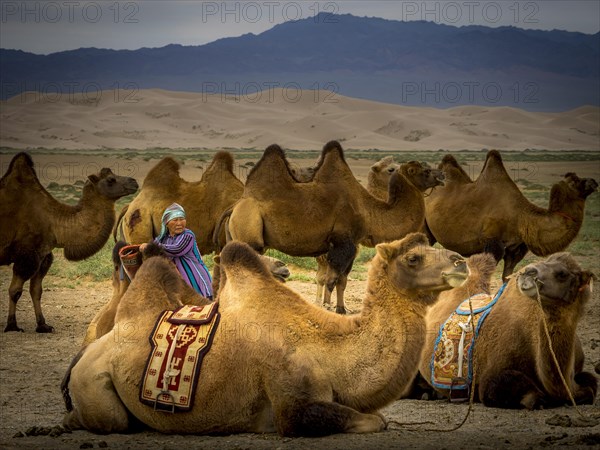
(81, 241, 290, 347)
(418, 251, 598, 408)
(425, 150, 598, 281)
(227, 141, 438, 314)
(0, 153, 138, 333)
(117, 151, 243, 253)
(315, 159, 445, 313)
(62, 233, 468, 436)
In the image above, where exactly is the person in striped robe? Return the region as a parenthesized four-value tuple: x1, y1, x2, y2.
(140, 203, 213, 299)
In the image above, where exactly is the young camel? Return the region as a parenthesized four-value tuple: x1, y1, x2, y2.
(63, 233, 468, 436)
(419, 252, 597, 408)
(0, 153, 138, 332)
(425, 150, 598, 281)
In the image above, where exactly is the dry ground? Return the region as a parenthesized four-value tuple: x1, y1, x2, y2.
(0, 153, 599, 449)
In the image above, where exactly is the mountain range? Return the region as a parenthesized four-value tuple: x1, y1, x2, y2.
(1, 13, 599, 110)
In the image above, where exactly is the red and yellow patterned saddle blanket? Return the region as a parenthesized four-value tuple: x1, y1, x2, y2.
(140, 302, 220, 412)
(431, 284, 506, 391)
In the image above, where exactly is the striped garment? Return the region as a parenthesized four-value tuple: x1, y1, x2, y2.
(155, 229, 213, 299)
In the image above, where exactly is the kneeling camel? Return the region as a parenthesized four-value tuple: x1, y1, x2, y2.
(418, 252, 597, 409)
(63, 233, 467, 436)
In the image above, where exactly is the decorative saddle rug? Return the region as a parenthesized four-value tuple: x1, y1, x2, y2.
(119, 244, 142, 280)
(140, 302, 220, 412)
(431, 284, 506, 391)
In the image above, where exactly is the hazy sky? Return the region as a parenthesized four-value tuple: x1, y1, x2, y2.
(1, 1, 599, 54)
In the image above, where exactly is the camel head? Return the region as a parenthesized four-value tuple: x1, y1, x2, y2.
(86, 168, 139, 200)
(563, 173, 598, 200)
(516, 252, 595, 310)
(368, 157, 400, 196)
(372, 233, 468, 299)
(400, 161, 445, 191)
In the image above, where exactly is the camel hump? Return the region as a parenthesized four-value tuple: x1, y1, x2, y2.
(440, 154, 460, 168)
(479, 150, 511, 182)
(439, 154, 472, 183)
(245, 144, 295, 188)
(219, 241, 272, 278)
(463, 253, 498, 293)
(387, 171, 413, 201)
(142, 157, 182, 189)
(208, 151, 235, 173)
(0, 152, 39, 187)
(322, 140, 346, 162)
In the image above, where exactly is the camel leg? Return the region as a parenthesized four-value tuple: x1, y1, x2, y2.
(315, 255, 327, 304)
(64, 345, 130, 433)
(480, 369, 546, 410)
(572, 371, 598, 405)
(5, 273, 26, 332)
(274, 399, 386, 436)
(268, 359, 385, 436)
(502, 243, 528, 282)
(324, 239, 356, 315)
(30, 253, 54, 333)
(334, 273, 349, 315)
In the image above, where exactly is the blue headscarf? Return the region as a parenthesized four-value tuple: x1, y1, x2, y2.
(157, 203, 186, 241)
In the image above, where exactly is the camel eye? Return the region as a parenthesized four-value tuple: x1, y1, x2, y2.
(406, 254, 421, 266)
(556, 270, 570, 281)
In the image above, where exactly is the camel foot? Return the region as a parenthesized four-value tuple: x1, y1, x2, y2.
(335, 306, 347, 315)
(4, 319, 24, 333)
(36, 323, 55, 333)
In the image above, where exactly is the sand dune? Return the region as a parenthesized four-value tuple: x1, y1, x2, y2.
(1, 89, 598, 150)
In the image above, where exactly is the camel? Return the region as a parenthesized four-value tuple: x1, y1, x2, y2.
(425, 150, 598, 281)
(315, 158, 445, 313)
(418, 251, 598, 408)
(226, 141, 439, 313)
(81, 241, 290, 347)
(116, 151, 244, 254)
(0, 153, 139, 332)
(62, 233, 468, 436)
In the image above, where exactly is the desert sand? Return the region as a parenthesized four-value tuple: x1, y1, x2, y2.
(1, 89, 599, 151)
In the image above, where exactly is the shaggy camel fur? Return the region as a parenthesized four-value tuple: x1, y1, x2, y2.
(418, 252, 598, 409)
(226, 141, 433, 313)
(117, 151, 243, 253)
(425, 150, 598, 281)
(0, 153, 138, 333)
(62, 233, 468, 436)
(81, 241, 290, 347)
(315, 159, 445, 313)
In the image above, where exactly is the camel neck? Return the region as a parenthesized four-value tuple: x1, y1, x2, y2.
(324, 277, 429, 411)
(52, 188, 116, 260)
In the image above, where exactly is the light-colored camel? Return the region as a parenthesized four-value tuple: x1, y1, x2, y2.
(62, 233, 468, 436)
(227, 141, 438, 313)
(315, 158, 445, 313)
(418, 251, 598, 408)
(117, 151, 243, 253)
(81, 241, 290, 347)
(425, 150, 598, 281)
(0, 153, 139, 333)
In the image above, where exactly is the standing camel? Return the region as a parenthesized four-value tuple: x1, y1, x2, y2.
(315, 158, 445, 313)
(425, 150, 597, 280)
(115, 151, 243, 254)
(0, 153, 139, 332)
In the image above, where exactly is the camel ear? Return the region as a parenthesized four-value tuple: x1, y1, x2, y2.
(88, 174, 100, 184)
(376, 242, 396, 262)
(579, 271, 595, 294)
